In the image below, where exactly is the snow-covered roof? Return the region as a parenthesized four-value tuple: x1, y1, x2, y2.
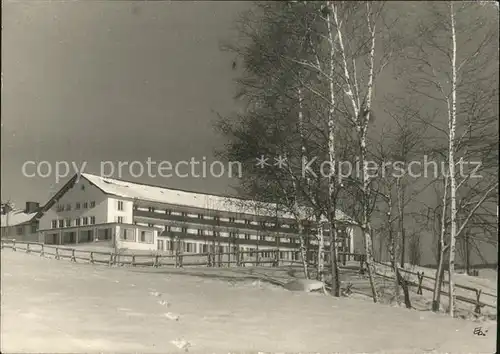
(0, 209, 36, 227)
(81, 173, 352, 223)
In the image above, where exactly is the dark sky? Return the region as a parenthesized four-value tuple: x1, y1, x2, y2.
(2, 0, 249, 206)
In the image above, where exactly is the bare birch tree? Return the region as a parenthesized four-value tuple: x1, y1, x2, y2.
(401, 1, 498, 315)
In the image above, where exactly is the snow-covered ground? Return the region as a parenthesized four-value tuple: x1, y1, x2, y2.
(1, 250, 497, 353)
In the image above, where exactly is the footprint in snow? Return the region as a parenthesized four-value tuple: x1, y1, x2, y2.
(171, 339, 191, 351)
(164, 312, 180, 321)
(149, 291, 161, 297)
(158, 300, 170, 307)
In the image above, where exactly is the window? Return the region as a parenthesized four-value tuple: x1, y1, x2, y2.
(31, 223, 38, 233)
(90, 216, 96, 225)
(58, 220, 64, 228)
(148, 207, 155, 212)
(76, 203, 81, 210)
(197, 229, 203, 236)
(229, 217, 235, 223)
(164, 225, 171, 232)
(116, 216, 123, 224)
(245, 219, 251, 225)
(82, 217, 88, 225)
(75, 218, 81, 226)
(66, 204, 72, 211)
(165, 209, 171, 215)
(81, 184, 85, 190)
(56, 204, 64, 212)
(148, 223, 154, 228)
(90, 201, 95, 208)
(213, 216, 220, 221)
(157, 240, 164, 251)
(117, 201, 124, 211)
(197, 214, 203, 219)
(181, 212, 187, 217)
(259, 235, 265, 241)
(65, 219, 71, 227)
(244, 233, 250, 240)
(120, 229, 134, 241)
(83, 202, 88, 209)
(140, 231, 146, 242)
(16, 226, 23, 235)
(230, 232, 238, 238)
(181, 227, 187, 233)
(51, 220, 57, 229)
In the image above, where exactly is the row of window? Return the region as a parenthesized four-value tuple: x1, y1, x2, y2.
(119, 228, 154, 244)
(51, 216, 96, 229)
(137, 206, 298, 229)
(160, 225, 299, 243)
(55, 201, 96, 212)
(15, 223, 39, 235)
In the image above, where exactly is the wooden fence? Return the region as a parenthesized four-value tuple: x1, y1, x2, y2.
(1, 239, 365, 270)
(372, 260, 496, 314)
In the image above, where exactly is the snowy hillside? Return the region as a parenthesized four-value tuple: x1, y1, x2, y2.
(1, 251, 497, 353)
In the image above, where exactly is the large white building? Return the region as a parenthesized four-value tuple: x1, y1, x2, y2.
(9, 173, 364, 260)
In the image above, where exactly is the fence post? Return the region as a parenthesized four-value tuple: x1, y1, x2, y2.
(12, 241, 16, 252)
(132, 255, 136, 267)
(26, 243, 31, 253)
(474, 289, 483, 314)
(178, 253, 183, 268)
(273, 249, 279, 267)
(154, 254, 159, 268)
(174, 250, 179, 268)
(71, 249, 76, 262)
(109, 253, 114, 266)
(207, 251, 211, 267)
(55, 247, 60, 260)
(256, 251, 260, 266)
(359, 255, 365, 275)
(89, 251, 94, 264)
(40, 244, 45, 257)
(417, 272, 424, 295)
(236, 248, 241, 267)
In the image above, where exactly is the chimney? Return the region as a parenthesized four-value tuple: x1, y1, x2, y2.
(25, 201, 40, 214)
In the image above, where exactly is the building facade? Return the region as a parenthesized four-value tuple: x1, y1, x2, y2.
(0, 202, 40, 241)
(25, 173, 364, 259)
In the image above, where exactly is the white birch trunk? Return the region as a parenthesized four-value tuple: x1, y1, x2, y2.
(317, 219, 324, 281)
(331, 1, 378, 302)
(326, 0, 340, 297)
(296, 86, 310, 280)
(359, 2, 379, 303)
(432, 176, 448, 312)
(447, 1, 458, 317)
